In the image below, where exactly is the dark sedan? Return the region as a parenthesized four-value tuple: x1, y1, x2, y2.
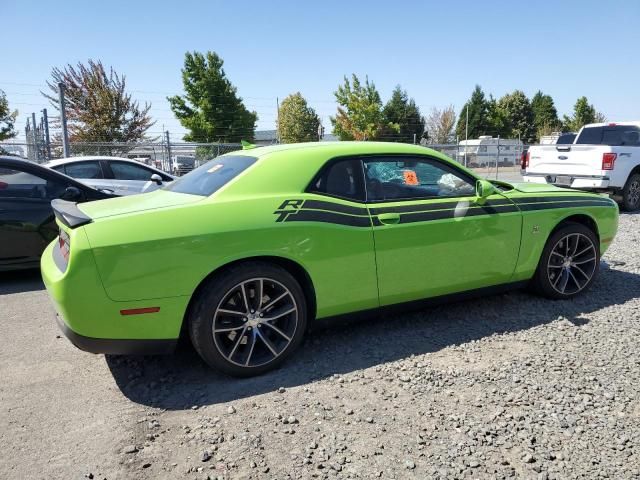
(0, 156, 115, 271)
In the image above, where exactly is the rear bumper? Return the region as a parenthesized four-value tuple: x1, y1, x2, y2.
(523, 173, 611, 190)
(41, 235, 186, 355)
(56, 314, 176, 355)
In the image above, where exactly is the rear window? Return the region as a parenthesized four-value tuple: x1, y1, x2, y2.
(576, 125, 640, 146)
(163, 155, 257, 196)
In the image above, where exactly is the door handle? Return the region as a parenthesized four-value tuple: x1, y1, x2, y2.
(377, 213, 400, 225)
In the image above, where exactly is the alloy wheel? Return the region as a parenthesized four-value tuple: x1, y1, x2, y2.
(547, 233, 597, 295)
(212, 277, 299, 367)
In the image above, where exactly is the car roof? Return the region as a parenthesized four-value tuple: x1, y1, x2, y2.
(46, 155, 133, 166)
(232, 141, 446, 159)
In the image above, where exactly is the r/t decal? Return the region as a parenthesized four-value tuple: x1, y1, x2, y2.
(274, 199, 304, 222)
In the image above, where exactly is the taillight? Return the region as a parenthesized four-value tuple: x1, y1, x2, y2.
(521, 151, 530, 169)
(0, 181, 7, 189)
(602, 152, 617, 170)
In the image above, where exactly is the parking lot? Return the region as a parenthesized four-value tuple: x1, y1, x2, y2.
(1, 212, 639, 480)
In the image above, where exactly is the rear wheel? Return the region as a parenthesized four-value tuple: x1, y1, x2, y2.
(531, 222, 599, 299)
(621, 173, 640, 211)
(188, 262, 307, 377)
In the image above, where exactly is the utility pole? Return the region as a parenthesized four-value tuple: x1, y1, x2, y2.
(165, 130, 172, 173)
(413, 133, 417, 145)
(31, 112, 40, 162)
(42, 108, 51, 160)
(58, 83, 71, 157)
(464, 105, 469, 167)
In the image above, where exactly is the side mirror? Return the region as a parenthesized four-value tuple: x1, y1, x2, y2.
(60, 186, 84, 202)
(150, 173, 163, 185)
(475, 179, 496, 202)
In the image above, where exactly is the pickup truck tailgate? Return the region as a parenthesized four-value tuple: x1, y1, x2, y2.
(528, 145, 609, 176)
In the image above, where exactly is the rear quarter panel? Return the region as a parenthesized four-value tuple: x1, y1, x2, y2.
(83, 194, 379, 318)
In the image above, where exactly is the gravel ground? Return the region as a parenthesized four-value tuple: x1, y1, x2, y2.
(1, 213, 639, 480)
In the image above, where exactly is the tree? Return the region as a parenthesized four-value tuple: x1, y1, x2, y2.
(531, 91, 559, 139)
(0, 89, 17, 141)
(168, 51, 257, 143)
(425, 105, 456, 144)
(381, 85, 424, 143)
(563, 96, 597, 132)
(496, 90, 536, 143)
(455, 85, 490, 140)
(277, 92, 320, 143)
(486, 95, 511, 138)
(43, 60, 154, 143)
(330, 74, 397, 140)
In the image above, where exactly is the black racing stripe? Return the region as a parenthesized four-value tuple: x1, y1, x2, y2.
(517, 200, 614, 212)
(510, 195, 610, 204)
(396, 205, 518, 224)
(302, 199, 368, 216)
(284, 210, 372, 227)
(370, 199, 513, 214)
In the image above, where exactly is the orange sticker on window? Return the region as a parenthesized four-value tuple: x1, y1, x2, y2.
(403, 170, 419, 185)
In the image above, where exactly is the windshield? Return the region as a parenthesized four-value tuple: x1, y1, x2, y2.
(164, 155, 257, 196)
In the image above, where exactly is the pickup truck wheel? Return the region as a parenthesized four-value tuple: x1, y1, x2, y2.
(621, 173, 640, 211)
(188, 262, 307, 377)
(531, 222, 600, 300)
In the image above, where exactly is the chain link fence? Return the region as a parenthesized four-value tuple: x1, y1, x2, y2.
(1, 138, 526, 181)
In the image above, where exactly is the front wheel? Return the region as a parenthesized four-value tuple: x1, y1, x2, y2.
(621, 173, 640, 211)
(531, 223, 600, 299)
(188, 262, 307, 377)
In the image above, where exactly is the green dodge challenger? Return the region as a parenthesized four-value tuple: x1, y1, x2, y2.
(42, 142, 619, 376)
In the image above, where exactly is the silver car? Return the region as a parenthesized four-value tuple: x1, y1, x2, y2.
(46, 156, 175, 195)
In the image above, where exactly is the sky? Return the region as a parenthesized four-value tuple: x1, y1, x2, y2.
(3, 0, 640, 142)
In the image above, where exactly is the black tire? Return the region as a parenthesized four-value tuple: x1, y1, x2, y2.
(531, 222, 600, 300)
(621, 173, 640, 212)
(188, 262, 308, 377)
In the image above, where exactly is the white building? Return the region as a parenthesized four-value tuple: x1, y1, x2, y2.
(457, 136, 523, 167)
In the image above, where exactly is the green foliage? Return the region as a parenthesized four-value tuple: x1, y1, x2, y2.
(330, 74, 397, 140)
(455, 85, 490, 139)
(496, 90, 536, 143)
(562, 96, 597, 132)
(381, 86, 424, 143)
(277, 92, 320, 143)
(531, 91, 559, 139)
(168, 51, 257, 143)
(486, 95, 511, 138)
(0, 89, 17, 141)
(43, 60, 154, 143)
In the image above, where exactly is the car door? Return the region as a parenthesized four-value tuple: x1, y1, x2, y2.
(107, 161, 165, 194)
(364, 155, 522, 306)
(0, 166, 67, 268)
(300, 157, 379, 317)
(59, 161, 112, 192)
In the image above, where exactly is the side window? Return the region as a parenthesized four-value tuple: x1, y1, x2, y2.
(364, 157, 476, 202)
(308, 158, 365, 201)
(110, 162, 154, 181)
(64, 161, 104, 179)
(0, 168, 66, 200)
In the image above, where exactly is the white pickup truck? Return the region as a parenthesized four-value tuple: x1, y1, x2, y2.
(522, 122, 640, 211)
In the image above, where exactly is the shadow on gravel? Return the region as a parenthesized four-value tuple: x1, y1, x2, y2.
(106, 265, 640, 410)
(0, 269, 44, 295)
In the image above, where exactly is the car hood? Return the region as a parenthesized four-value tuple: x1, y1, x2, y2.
(77, 189, 204, 220)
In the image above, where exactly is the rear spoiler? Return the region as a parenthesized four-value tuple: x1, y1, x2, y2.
(51, 199, 92, 228)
